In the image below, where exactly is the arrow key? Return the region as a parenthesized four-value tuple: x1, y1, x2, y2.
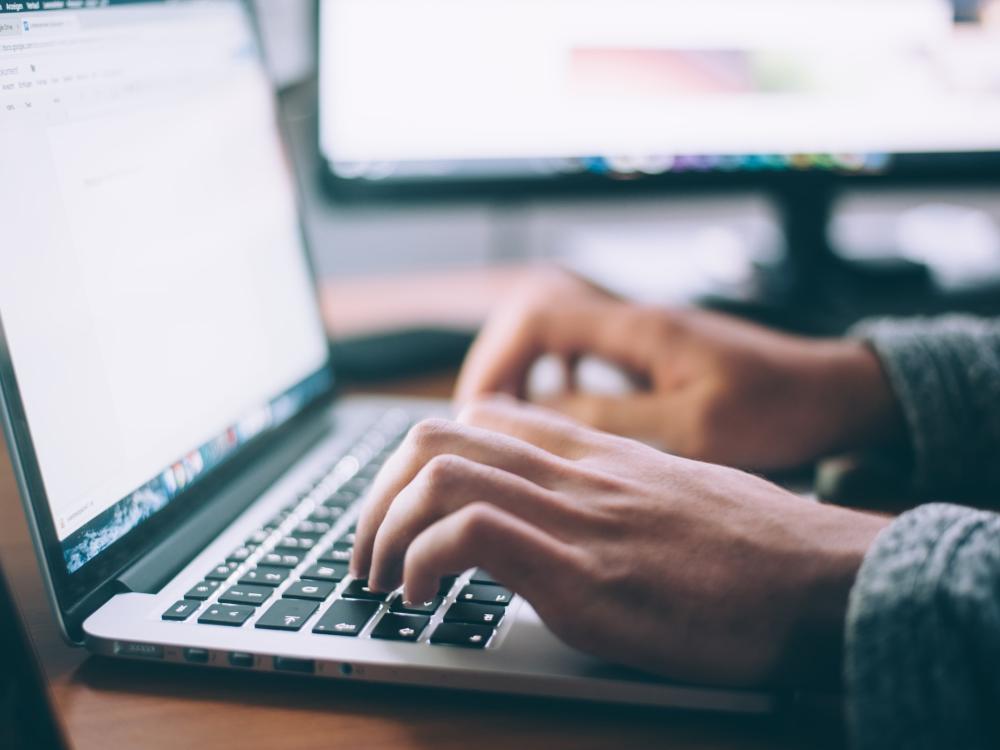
(371, 613, 428, 642)
(313, 599, 380, 637)
(198, 603, 254, 627)
(255, 599, 318, 632)
(162, 600, 197, 621)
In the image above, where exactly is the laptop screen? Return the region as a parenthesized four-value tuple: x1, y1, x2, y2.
(0, 1, 332, 574)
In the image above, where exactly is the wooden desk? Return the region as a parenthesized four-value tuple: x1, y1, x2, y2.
(0, 272, 846, 750)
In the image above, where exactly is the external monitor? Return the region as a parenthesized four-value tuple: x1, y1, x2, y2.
(318, 0, 1000, 198)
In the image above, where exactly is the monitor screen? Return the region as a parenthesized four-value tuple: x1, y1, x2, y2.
(319, 0, 1000, 188)
(0, 0, 332, 574)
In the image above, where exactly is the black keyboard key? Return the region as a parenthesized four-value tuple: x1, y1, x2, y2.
(198, 603, 254, 627)
(255, 599, 318, 632)
(339, 529, 357, 545)
(371, 613, 429, 642)
(430, 623, 494, 649)
(300, 563, 348, 583)
(205, 562, 238, 581)
(276, 536, 316, 552)
(264, 509, 294, 529)
(391, 596, 443, 615)
(313, 599, 379, 637)
(162, 600, 198, 621)
(340, 477, 370, 495)
(318, 542, 353, 564)
(184, 580, 221, 600)
(444, 602, 505, 627)
(239, 566, 289, 587)
(324, 484, 358, 500)
(437, 576, 458, 596)
(219, 585, 273, 607)
(322, 496, 352, 512)
(308, 506, 337, 522)
(283, 580, 336, 601)
(355, 462, 381, 481)
(457, 584, 513, 606)
(260, 552, 303, 569)
(294, 520, 332, 538)
(227, 546, 254, 563)
(469, 568, 499, 585)
(340, 579, 390, 601)
(246, 529, 270, 545)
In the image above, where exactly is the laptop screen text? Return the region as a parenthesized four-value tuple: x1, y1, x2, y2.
(0, 0, 331, 573)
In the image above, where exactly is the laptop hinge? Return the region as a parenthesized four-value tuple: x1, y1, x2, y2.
(115, 406, 334, 595)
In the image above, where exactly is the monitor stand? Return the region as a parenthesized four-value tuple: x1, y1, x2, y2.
(718, 179, 935, 334)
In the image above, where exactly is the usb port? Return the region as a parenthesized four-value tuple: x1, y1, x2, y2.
(183, 648, 209, 664)
(115, 642, 164, 660)
(273, 656, 314, 674)
(228, 652, 255, 668)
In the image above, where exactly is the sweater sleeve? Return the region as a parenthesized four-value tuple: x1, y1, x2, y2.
(845, 503, 1000, 750)
(850, 315, 1000, 500)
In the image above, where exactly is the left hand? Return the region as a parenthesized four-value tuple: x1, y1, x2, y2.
(454, 268, 902, 472)
(351, 398, 889, 687)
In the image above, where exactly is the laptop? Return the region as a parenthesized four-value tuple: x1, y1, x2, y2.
(0, 0, 769, 713)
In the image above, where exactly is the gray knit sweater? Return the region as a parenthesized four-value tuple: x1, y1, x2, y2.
(846, 316, 1000, 749)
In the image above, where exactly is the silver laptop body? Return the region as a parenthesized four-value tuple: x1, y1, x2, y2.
(0, 0, 769, 713)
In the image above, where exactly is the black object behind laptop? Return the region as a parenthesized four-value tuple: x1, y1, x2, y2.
(0, 558, 70, 750)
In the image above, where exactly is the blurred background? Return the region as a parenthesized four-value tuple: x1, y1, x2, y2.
(253, 0, 1000, 378)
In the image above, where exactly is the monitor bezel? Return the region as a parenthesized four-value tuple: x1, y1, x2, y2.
(0, 0, 340, 643)
(319, 149, 1000, 204)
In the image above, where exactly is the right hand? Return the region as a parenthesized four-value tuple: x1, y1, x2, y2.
(352, 398, 890, 687)
(455, 268, 902, 471)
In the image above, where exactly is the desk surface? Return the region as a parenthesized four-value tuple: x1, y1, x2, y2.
(0, 275, 846, 750)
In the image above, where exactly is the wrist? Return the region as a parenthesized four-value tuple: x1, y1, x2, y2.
(779, 506, 891, 688)
(810, 339, 906, 455)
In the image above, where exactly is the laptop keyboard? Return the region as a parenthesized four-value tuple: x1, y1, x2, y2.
(160, 411, 514, 650)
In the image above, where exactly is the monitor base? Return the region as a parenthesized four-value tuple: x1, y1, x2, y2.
(736, 181, 937, 333)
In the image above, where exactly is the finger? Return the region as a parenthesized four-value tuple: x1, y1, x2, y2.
(368, 454, 572, 591)
(456, 396, 597, 459)
(541, 393, 668, 443)
(455, 297, 658, 404)
(351, 417, 570, 577)
(544, 392, 710, 458)
(401, 501, 573, 605)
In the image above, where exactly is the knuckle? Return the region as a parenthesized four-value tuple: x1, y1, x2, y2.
(406, 417, 454, 452)
(510, 303, 546, 339)
(634, 305, 678, 342)
(454, 502, 498, 544)
(420, 453, 467, 492)
(518, 267, 565, 300)
(456, 399, 497, 427)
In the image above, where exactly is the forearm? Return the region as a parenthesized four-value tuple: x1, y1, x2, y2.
(845, 503, 1000, 749)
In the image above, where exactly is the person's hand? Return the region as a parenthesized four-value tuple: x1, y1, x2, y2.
(455, 268, 903, 472)
(351, 398, 890, 687)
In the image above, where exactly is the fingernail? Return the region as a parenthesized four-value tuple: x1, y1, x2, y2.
(404, 587, 429, 604)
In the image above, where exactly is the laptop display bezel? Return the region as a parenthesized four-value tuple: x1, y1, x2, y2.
(0, 0, 340, 643)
